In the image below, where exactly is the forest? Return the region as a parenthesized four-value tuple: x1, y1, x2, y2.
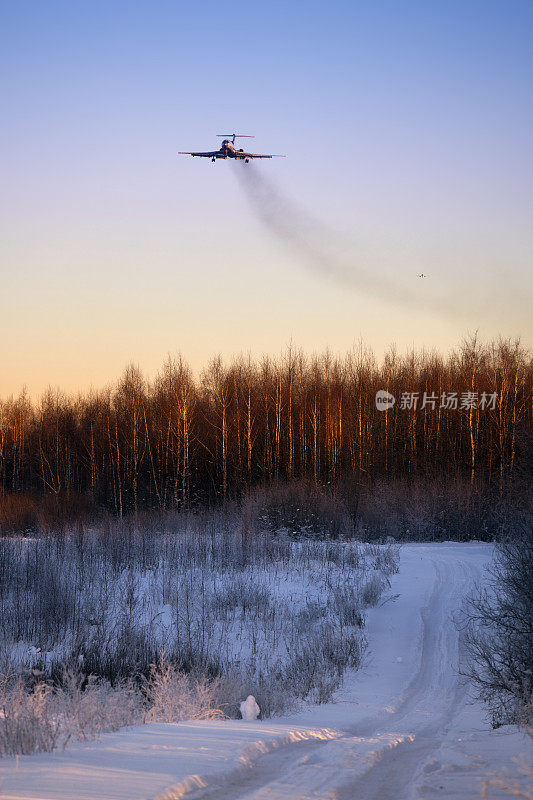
(0, 336, 531, 527)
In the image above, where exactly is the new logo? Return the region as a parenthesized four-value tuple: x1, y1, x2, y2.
(375, 390, 396, 411)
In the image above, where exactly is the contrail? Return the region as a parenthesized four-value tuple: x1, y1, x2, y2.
(233, 164, 496, 320)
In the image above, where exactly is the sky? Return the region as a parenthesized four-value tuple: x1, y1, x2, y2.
(1, 0, 532, 397)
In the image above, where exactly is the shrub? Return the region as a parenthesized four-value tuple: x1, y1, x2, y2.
(0, 674, 60, 756)
(144, 654, 225, 723)
(248, 480, 356, 539)
(0, 491, 97, 536)
(54, 670, 143, 741)
(283, 627, 364, 705)
(331, 585, 364, 626)
(360, 575, 389, 608)
(0, 494, 39, 536)
(462, 525, 533, 728)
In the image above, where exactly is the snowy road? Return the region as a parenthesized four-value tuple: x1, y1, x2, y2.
(1, 544, 531, 800)
(171, 544, 512, 800)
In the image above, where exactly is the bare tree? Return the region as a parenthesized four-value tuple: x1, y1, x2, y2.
(462, 527, 533, 728)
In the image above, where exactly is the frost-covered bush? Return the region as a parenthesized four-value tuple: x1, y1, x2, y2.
(283, 627, 364, 704)
(360, 575, 389, 608)
(462, 526, 533, 729)
(0, 675, 60, 756)
(0, 659, 226, 756)
(54, 671, 143, 740)
(332, 585, 364, 626)
(144, 654, 224, 723)
(209, 579, 271, 617)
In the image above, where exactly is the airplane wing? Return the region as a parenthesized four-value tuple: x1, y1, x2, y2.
(178, 151, 222, 158)
(237, 153, 285, 159)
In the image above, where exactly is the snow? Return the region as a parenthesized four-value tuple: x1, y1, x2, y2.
(240, 696, 260, 721)
(0, 723, 339, 800)
(1, 542, 531, 800)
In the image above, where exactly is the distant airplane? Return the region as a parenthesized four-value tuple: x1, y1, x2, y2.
(179, 134, 285, 163)
(417, 273, 428, 278)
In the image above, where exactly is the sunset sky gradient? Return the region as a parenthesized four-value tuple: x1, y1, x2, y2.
(2, 0, 532, 397)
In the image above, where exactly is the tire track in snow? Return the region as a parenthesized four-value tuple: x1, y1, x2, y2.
(334, 556, 475, 800)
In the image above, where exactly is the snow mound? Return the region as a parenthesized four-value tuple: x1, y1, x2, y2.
(239, 695, 260, 721)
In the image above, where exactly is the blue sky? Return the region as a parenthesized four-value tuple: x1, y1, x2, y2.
(1, 0, 532, 395)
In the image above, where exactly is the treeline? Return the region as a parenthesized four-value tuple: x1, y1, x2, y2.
(0, 337, 531, 516)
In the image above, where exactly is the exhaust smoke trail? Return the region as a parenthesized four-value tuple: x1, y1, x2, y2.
(234, 164, 512, 322)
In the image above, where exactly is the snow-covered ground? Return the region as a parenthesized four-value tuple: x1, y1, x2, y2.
(1, 543, 531, 800)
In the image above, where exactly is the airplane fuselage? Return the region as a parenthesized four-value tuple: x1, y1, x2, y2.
(216, 140, 247, 158)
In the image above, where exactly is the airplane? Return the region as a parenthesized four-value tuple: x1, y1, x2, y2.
(417, 273, 428, 278)
(179, 134, 285, 163)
